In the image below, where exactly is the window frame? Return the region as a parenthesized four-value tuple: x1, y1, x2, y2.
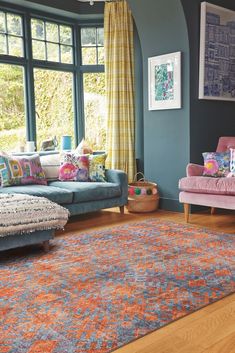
(0, 11, 24, 57)
(0, 2, 104, 149)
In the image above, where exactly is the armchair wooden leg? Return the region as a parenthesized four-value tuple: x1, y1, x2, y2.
(211, 207, 216, 215)
(119, 205, 125, 214)
(184, 203, 190, 223)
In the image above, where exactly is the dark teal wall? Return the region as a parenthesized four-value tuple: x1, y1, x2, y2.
(181, 0, 235, 165)
(128, 0, 190, 211)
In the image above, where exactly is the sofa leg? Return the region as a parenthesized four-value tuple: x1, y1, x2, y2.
(42, 240, 50, 252)
(119, 205, 125, 214)
(184, 203, 190, 223)
(211, 207, 216, 215)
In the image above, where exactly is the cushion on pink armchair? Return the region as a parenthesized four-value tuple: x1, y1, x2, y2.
(179, 176, 235, 196)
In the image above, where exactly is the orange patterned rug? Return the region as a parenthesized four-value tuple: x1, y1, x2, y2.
(0, 219, 234, 353)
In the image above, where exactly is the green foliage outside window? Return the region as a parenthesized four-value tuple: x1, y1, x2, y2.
(0, 64, 26, 151)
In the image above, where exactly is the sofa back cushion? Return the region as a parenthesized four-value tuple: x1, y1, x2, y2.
(40, 153, 61, 181)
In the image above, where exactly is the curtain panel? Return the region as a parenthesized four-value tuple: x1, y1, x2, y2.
(104, 0, 136, 182)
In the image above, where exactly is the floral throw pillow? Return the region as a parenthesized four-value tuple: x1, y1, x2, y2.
(59, 153, 89, 182)
(89, 154, 107, 182)
(202, 151, 230, 177)
(230, 148, 235, 173)
(227, 148, 235, 177)
(0, 153, 47, 187)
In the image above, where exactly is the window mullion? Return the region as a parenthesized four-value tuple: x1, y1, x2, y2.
(24, 12, 36, 144)
(4, 12, 9, 55)
(44, 21, 48, 61)
(73, 24, 84, 145)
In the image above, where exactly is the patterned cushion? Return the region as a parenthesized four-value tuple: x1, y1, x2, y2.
(227, 148, 235, 177)
(59, 153, 89, 182)
(230, 148, 235, 173)
(0, 153, 47, 187)
(89, 154, 107, 182)
(202, 151, 230, 177)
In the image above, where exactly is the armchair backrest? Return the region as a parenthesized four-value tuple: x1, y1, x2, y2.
(216, 136, 235, 152)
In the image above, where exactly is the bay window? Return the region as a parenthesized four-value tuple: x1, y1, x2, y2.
(0, 5, 105, 152)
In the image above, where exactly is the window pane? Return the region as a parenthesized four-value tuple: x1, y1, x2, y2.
(31, 19, 44, 40)
(46, 22, 59, 43)
(47, 42, 59, 62)
(32, 39, 45, 60)
(60, 25, 72, 45)
(34, 69, 74, 150)
(82, 47, 97, 65)
(98, 47, 104, 65)
(0, 34, 6, 54)
(7, 13, 22, 36)
(83, 73, 106, 150)
(97, 27, 104, 46)
(81, 27, 96, 46)
(0, 64, 26, 152)
(8, 36, 23, 57)
(0, 12, 5, 33)
(61, 45, 73, 64)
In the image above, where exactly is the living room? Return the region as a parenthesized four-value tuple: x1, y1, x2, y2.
(0, 0, 234, 352)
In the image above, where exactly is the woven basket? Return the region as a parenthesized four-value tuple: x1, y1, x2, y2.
(127, 173, 159, 213)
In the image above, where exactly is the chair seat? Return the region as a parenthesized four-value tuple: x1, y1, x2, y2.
(179, 176, 235, 196)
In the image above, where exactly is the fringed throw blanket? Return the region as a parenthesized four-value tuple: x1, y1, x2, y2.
(0, 194, 69, 237)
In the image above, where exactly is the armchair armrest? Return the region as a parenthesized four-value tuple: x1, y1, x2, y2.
(186, 163, 204, 177)
(105, 169, 128, 200)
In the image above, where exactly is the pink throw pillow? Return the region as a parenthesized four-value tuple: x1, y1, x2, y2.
(59, 153, 89, 182)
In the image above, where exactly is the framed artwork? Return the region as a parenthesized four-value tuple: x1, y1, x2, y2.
(199, 2, 235, 101)
(148, 51, 181, 110)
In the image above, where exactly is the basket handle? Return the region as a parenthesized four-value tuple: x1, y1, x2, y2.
(133, 172, 148, 182)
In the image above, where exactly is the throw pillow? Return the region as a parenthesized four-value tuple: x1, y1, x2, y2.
(230, 148, 235, 173)
(0, 153, 47, 187)
(89, 154, 107, 182)
(75, 139, 93, 155)
(59, 153, 89, 182)
(202, 151, 230, 177)
(40, 153, 61, 181)
(227, 148, 235, 177)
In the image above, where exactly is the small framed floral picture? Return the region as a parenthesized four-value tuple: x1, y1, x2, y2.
(148, 51, 181, 110)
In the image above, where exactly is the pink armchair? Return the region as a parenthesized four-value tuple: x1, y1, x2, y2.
(179, 137, 235, 222)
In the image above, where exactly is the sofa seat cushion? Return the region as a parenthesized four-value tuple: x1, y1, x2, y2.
(0, 185, 73, 204)
(179, 176, 235, 196)
(49, 181, 121, 203)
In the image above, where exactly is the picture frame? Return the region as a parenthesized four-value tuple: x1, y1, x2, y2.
(199, 2, 235, 101)
(148, 51, 181, 111)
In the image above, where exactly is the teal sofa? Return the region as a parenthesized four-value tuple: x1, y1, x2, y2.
(0, 169, 128, 216)
(0, 169, 127, 251)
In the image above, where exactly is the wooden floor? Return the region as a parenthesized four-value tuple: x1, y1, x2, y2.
(57, 207, 235, 353)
